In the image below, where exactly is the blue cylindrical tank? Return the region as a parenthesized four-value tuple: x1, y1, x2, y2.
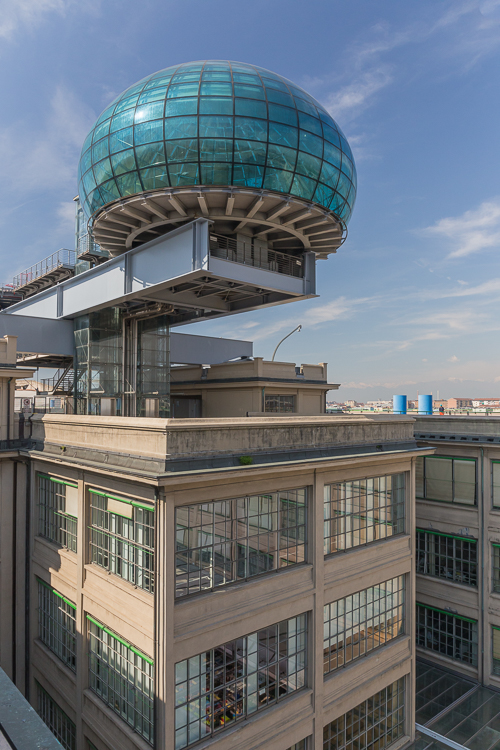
(393, 395, 407, 414)
(418, 394, 433, 415)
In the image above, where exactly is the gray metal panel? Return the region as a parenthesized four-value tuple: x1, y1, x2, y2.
(0, 313, 73, 355)
(171, 332, 252, 364)
(207, 255, 304, 295)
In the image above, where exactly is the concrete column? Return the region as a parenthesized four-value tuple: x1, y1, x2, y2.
(0, 460, 15, 678)
(312, 470, 325, 750)
(75, 475, 86, 750)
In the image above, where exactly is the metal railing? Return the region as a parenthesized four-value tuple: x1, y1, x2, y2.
(209, 234, 304, 278)
(12, 249, 76, 289)
(77, 233, 108, 259)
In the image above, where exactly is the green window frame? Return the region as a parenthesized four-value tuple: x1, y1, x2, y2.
(492, 544, 500, 593)
(88, 616, 154, 744)
(264, 394, 295, 413)
(416, 603, 478, 666)
(416, 529, 477, 587)
(324, 473, 405, 554)
(38, 473, 78, 552)
(416, 456, 476, 506)
(89, 489, 155, 593)
(37, 579, 76, 671)
(36, 681, 76, 750)
(323, 678, 405, 750)
(492, 461, 500, 508)
(175, 614, 306, 749)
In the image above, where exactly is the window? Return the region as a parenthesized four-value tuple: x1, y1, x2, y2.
(37, 579, 76, 671)
(265, 394, 295, 413)
(36, 681, 76, 750)
(175, 614, 306, 749)
(38, 473, 78, 552)
(89, 489, 155, 593)
(416, 604, 478, 666)
(493, 462, 500, 508)
(175, 489, 306, 597)
(88, 616, 154, 744)
(416, 456, 476, 505)
(324, 474, 405, 554)
(323, 678, 405, 750)
(493, 545, 500, 593)
(493, 628, 500, 675)
(323, 576, 404, 675)
(417, 530, 477, 587)
(288, 741, 309, 750)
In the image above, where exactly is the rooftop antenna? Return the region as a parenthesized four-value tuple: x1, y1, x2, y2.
(271, 325, 302, 361)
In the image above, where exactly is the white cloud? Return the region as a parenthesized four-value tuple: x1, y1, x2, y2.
(0, 0, 66, 39)
(422, 198, 500, 259)
(323, 67, 393, 120)
(448, 355, 459, 362)
(56, 201, 76, 237)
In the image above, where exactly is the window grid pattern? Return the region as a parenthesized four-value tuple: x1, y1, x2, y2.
(493, 461, 500, 508)
(323, 576, 404, 675)
(36, 681, 76, 750)
(265, 394, 295, 413)
(416, 456, 476, 506)
(38, 579, 76, 671)
(417, 530, 477, 587)
(38, 475, 77, 552)
(89, 490, 155, 593)
(324, 474, 405, 555)
(88, 618, 154, 744)
(287, 741, 308, 750)
(175, 489, 306, 598)
(78, 61, 356, 223)
(323, 678, 405, 750)
(416, 604, 478, 666)
(493, 627, 500, 676)
(175, 614, 306, 750)
(493, 545, 500, 594)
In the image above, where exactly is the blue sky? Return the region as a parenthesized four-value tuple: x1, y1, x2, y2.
(1, 0, 500, 401)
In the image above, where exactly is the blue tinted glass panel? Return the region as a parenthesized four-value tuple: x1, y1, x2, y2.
(82, 132, 93, 153)
(199, 138, 233, 161)
(167, 82, 199, 98)
(118, 83, 144, 97)
(93, 157, 113, 183)
(232, 73, 262, 83)
(324, 142, 342, 168)
(298, 112, 322, 136)
(199, 98, 233, 115)
(92, 139, 109, 162)
(164, 98, 198, 116)
(93, 120, 110, 142)
(164, 116, 198, 139)
(266, 89, 294, 107)
(330, 192, 345, 214)
(140, 166, 170, 190)
(296, 152, 322, 180)
(95, 106, 115, 126)
(266, 144, 297, 171)
(313, 183, 335, 208)
(81, 148, 92, 174)
(111, 149, 136, 175)
(299, 131, 323, 158)
(234, 99, 267, 118)
(322, 124, 340, 147)
(200, 163, 232, 185)
(294, 97, 318, 116)
(166, 139, 198, 162)
(262, 77, 289, 92)
(138, 88, 168, 104)
(144, 76, 172, 89)
(341, 155, 354, 180)
(169, 163, 199, 186)
(170, 73, 200, 83)
(110, 110, 135, 132)
(109, 128, 133, 153)
(290, 174, 317, 200)
(82, 170, 96, 193)
(234, 117, 267, 141)
(134, 120, 163, 144)
(233, 164, 264, 187)
(263, 168, 293, 193)
(135, 102, 164, 122)
(234, 139, 267, 164)
(114, 96, 139, 113)
(233, 84, 265, 100)
(268, 122, 298, 148)
(115, 172, 143, 196)
(320, 161, 341, 188)
(201, 71, 231, 81)
(336, 172, 352, 198)
(268, 104, 297, 126)
(200, 82, 232, 96)
(135, 142, 166, 167)
(199, 116, 233, 137)
(99, 179, 121, 203)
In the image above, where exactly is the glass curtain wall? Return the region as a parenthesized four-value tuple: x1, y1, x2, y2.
(137, 314, 170, 417)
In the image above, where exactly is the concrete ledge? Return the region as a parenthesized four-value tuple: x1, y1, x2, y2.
(0, 667, 62, 749)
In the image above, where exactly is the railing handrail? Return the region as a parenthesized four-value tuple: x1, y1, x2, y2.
(12, 248, 76, 289)
(209, 234, 304, 278)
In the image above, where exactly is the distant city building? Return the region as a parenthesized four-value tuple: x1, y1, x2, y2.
(448, 398, 474, 408)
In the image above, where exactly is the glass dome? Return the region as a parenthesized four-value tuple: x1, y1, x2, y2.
(78, 61, 356, 225)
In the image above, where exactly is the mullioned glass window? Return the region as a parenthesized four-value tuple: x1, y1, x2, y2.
(175, 489, 306, 597)
(324, 474, 405, 554)
(416, 604, 478, 666)
(416, 456, 476, 505)
(175, 614, 306, 749)
(38, 474, 78, 552)
(88, 616, 154, 744)
(37, 579, 76, 671)
(492, 461, 500, 508)
(417, 530, 477, 586)
(78, 61, 356, 224)
(36, 681, 76, 750)
(323, 576, 405, 675)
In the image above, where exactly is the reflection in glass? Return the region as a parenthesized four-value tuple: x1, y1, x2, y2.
(417, 530, 477, 586)
(416, 604, 478, 666)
